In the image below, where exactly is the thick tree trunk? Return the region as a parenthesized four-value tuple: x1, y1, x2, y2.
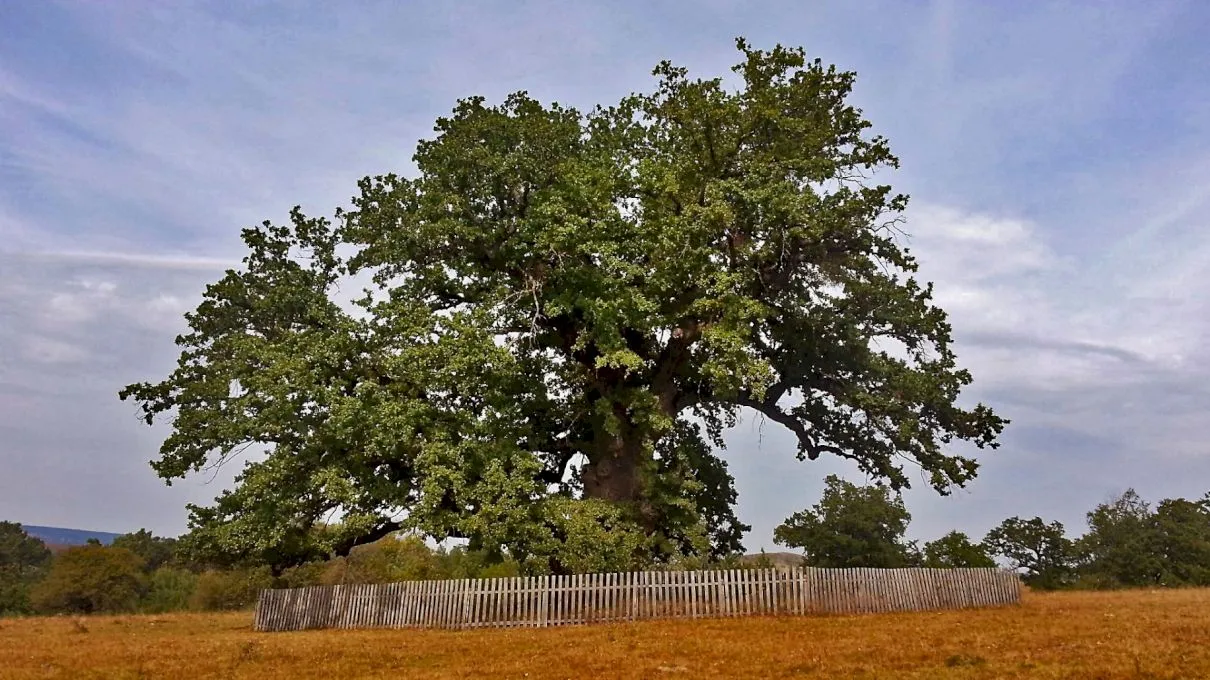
(581, 432, 644, 503)
(578, 381, 682, 528)
(579, 400, 670, 532)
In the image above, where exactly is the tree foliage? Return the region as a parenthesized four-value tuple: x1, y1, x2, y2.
(141, 567, 199, 613)
(112, 529, 179, 572)
(773, 474, 915, 567)
(983, 517, 1073, 589)
(188, 567, 274, 611)
(1151, 495, 1210, 586)
(30, 545, 146, 614)
(0, 522, 52, 614)
(921, 530, 995, 568)
(119, 39, 1005, 574)
(1074, 489, 1163, 587)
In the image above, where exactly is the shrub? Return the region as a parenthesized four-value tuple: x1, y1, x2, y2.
(189, 567, 274, 611)
(30, 546, 146, 614)
(141, 567, 198, 613)
(321, 534, 444, 584)
(278, 561, 328, 589)
(476, 560, 523, 579)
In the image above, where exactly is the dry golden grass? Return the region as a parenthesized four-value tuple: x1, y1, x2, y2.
(1, 589, 1208, 679)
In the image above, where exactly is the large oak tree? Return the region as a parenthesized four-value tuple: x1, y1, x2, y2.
(121, 40, 1005, 574)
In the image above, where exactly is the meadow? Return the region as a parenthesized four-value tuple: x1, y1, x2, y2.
(1, 588, 1207, 679)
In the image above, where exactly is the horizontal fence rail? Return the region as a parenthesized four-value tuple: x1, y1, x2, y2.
(254, 567, 1022, 632)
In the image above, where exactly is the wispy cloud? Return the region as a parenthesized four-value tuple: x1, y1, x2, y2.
(5, 249, 234, 271)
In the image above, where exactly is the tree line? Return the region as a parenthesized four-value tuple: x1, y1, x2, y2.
(772, 478, 1210, 591)
(4, 483, 1208, 617)
(0, 524, 526, 616)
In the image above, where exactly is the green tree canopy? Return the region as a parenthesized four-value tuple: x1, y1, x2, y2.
(1151, 495, 1210, 586)
(983, 516, 1073, 589)
(30, 545, 146, 614)
(112, 529, 179, 572)
(119, 39, 1005, 574)
(772, 474, 915, 567)
(0, 522, 53, 614)
(922, 530, 996, 569)
(1075, 489, 1163, 587)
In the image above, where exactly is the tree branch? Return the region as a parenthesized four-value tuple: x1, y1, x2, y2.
(732, 393, 846, 462)
(329, 520, 403, 559)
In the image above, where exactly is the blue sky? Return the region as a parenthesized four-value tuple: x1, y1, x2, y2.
(2, 1, 1209, 551)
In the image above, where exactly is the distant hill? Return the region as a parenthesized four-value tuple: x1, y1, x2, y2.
(740, 551, 804, 569)
(22, 525, 122, 547)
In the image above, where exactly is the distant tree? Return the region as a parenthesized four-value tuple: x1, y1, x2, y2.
(983, 517, 1073, 589)
(112, 529, 179, 572)
(30, 545, 146, 614)
(1074, 489, 1162, 587)
(1151, 495, 1210, 586)
(922, 531, 996, 569)
(773, 475, 915, 568)
(0, 522, 53, 614)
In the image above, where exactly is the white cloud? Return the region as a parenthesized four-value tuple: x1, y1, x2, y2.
(905, 197, 1210, 393)
(42, 278, 118, 327)
(21, 335, 89, 365)
(13, 250, 235, 271)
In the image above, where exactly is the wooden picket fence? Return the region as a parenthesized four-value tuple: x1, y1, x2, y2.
(254, 567, 1021, 632)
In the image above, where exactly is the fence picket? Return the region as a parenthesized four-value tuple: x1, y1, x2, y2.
(601, 572, 608, 623)
(602, 573, 610, 623)
(563, 573, 572, 626)
(634, 566, 643, 619)
(644, 570, 653, 620)
(431, 580, 442, 629)
(800, 568, 808, 615)
(565, 573, 574, 625)
(508, 577, 519, 628)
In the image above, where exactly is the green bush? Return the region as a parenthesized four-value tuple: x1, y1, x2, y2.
(30, 546, 146, 614)
(321, 534, 444, 584)
(141, 567, 198, 613)
(476, 559, 523, 579)
(278, 561, 328, 589)
(189, 567, 274, 611)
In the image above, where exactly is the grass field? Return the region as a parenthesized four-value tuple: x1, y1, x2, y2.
(1, 589, 1208, 679)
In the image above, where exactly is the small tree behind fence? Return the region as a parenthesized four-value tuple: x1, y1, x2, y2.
(254, 566, 1021, 632)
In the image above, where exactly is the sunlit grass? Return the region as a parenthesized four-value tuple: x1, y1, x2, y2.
(2, 588, 1208, 679)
